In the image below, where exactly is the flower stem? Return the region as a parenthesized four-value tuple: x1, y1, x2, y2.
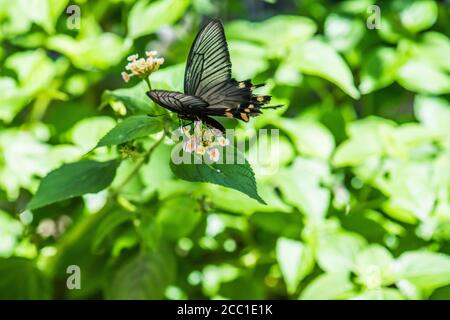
(111, 131, 165, 197)
(144, 77, 152, 90)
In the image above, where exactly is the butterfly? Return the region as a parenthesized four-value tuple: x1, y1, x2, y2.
(146, 18, 282, 133)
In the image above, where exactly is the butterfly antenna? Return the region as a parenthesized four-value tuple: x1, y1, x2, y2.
(261, 105, 284, 110)
(147, 113, 171, 117)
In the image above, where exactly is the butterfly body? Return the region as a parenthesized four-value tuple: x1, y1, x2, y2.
(147, 19, 281, 133)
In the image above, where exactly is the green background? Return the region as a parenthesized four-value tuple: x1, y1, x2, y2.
(1, 0, 450, 300)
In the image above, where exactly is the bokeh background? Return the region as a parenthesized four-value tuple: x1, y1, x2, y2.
(1, 0, 450, 300)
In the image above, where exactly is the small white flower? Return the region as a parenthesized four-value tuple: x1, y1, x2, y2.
(208, 148, 220, 162)
(127, 54, 139, 61)
(195, 145, 206, 155)
(183, 138, 196, 153)
(210, 128, 223, 137)
(217, 136, 230, 146)
(121, 72, 132, 83)
(146, 50, 157, 57)
(181, 125, 191, 136)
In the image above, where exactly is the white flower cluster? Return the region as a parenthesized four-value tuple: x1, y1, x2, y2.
(182, 121, 230, 162)
(121, 51, 164, 82)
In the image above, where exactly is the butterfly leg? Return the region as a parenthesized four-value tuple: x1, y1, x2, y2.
(200, 116, 225, 134)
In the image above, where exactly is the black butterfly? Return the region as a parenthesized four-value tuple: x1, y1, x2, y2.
(146, 19, 282, 133)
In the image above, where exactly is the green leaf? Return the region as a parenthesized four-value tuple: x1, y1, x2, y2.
(276, 238, 313, 294)
(226, 15, 316, 58)
(170, 148, 266, 204)
(277, 158, 331, 221)
(105, 249, 176, 299)
(289, 38, 360, 99)
(354, 288, 405, 300)
(91, 210, 133, 253)
(277, 118, 335, 159)
(156, 196, 202, 240)
(359, 47, 399, 94)
(396, 251, 450, 291)
(300, 272, 355, 300)
(396, 59, 450, 95)
(27, 159, 121, 210)
(97, 115, 163, 148)
(70, 116, 116, 151)
(0, 257, 50, 299)
(324, 14, 365, 52)
(47, 33, 130, 70)
(0, 77, 30, 123)
(414, 95, 450, 138)
(316, 231, 366, 273)
(127, 0, 190, 39)
(354, 245, 396, 288)
(398, 0, 437, 34)
(228, 40, 269, 79)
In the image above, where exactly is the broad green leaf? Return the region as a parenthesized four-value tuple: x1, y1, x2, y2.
(97, 115, 163, 148)
(354, 288, 405, 300)
(0, 77, 30, 123)
(105, 249, 176, 299)
(396, 59, 450, 95)
(316, 231, 366, 273)
(359, 47, 399, 94)
(70, 116, 116, 151)
(0, 257, 50, 299)
(91, 210, 133, 253)
(228, 40, 269, 79)
(289, 38, 360, 99)
(277, 118, 335, 159)
(27, 159, 121, 210)
(226, 15, 316, 58)
(396, 251, 450, 291)
(0, 129, 82, 200)
(382, 162, 436, 222)
(156, 196, 202, 240)
(127, 0, 190, 39)
(205, 183, 292, 215)
(400, 32, 450, 73)
(277, 158, 330, 221)
(170, 148, 266, 204)
(354, 245, 396, 288)
(5, 49, 64, 95)
(0, 210, 23, 257)
(47, 33, 131, 70)
(414, 95, 450, 137)
(300, 272, 355, 300)
(324, 14, 365, 52)
(276, 238, 313, 295)
(333, 117, 397, 167)
(397, 0, 437, 34)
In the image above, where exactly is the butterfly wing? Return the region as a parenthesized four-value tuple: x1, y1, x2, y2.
(184, 19, 231, 100)
(147, 90, 208, 114)
(184, 19, 282, 122)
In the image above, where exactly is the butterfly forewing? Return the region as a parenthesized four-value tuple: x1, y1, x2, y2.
(184, 19, 232, 102)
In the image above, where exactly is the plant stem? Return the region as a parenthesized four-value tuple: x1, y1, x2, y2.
(111, 131, 165, 197)
(144, 77, 152, 90)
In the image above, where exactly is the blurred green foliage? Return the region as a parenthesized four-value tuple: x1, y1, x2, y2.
(1, 0, 450, 300)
